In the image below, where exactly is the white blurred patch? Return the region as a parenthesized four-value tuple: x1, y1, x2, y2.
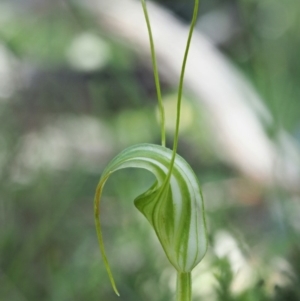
(0, 44, 17, 100)
(256, 1, 293, 40)
(214, 231, 255, 293)
(275, 130, 300, 190)
(11, 116, 114, 183)
(0, 2, 15, 23)
(266, 257, 295, 295)
(286, 196, 300, 232)
(197, 8, 237, 45)
(67, 32, 110, 72)
(193, 253, 218, 300)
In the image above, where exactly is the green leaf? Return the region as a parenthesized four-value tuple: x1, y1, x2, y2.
(94, 143, 207, 294)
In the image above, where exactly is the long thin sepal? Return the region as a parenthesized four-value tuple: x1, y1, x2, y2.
(94, 177, 120, 296)
(140, 0, 166, 147)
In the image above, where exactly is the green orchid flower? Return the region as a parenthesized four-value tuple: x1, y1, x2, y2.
(94, 0, 207, 300)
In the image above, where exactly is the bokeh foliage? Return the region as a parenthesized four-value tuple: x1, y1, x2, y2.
(0, 0, 300, 300)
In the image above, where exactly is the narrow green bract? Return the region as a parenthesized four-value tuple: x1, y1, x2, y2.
(94, 144, 207, 293)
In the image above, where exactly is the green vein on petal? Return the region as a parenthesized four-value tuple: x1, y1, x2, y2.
(94, 143, 207, 294)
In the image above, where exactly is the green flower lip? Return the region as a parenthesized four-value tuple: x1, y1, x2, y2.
(94, 143, 208, 294)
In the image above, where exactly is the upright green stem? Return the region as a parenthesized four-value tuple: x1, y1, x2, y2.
(177, 272, 192, 301)
(141, 0, 166, 147)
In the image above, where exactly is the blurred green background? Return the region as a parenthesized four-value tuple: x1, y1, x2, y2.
(0, 0, 300, 300)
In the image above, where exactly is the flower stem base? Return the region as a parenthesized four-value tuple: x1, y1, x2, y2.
(176, 272, 191, 301)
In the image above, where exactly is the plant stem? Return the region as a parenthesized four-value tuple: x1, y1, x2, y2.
(165, 0, 200, 181)
(141, 0, 166, 147)
(176, 272, 192, 301)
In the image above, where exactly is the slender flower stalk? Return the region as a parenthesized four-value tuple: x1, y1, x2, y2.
(141, 0, 166, 147)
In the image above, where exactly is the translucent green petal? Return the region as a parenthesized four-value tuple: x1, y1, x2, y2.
(94, 143, 207, 293)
